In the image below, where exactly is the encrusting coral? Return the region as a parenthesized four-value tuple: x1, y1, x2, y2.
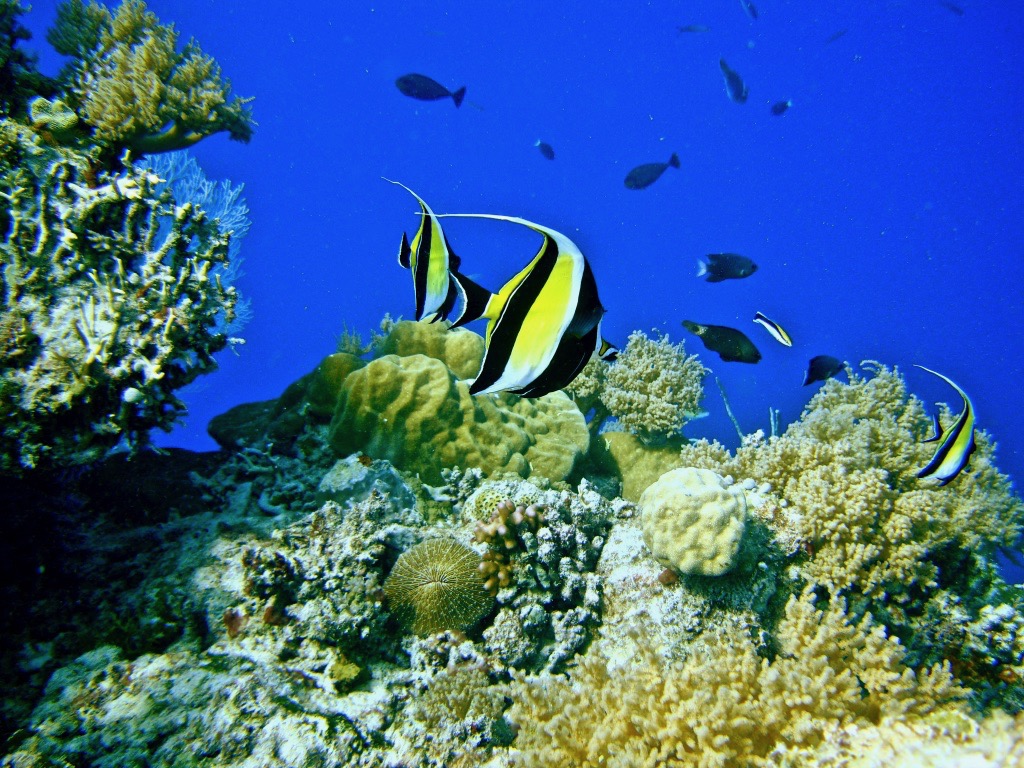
(0, 126, 238, 472)
(384, 538, 494, 636)
(46, 0, 254, 155)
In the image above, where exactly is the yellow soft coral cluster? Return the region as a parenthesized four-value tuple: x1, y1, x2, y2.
(676, 362, 1024, 603)
(508, 590, 966, 768)
(51, 0, 254, 153)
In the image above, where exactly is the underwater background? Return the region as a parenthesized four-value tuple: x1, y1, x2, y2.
(4, 0, 1024, 765)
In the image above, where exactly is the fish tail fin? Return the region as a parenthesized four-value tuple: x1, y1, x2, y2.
(669, 152, 681, 168)
(451, 87, 466, 108)
(696, 259, 707, 278)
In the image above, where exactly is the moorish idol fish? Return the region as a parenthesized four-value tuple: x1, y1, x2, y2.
(436, 213, 610, 397)
(915, 365, 976, 486)
(386, 180, 490, 325)
(753, 311, 792, 346)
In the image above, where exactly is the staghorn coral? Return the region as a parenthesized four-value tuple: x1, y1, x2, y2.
(601, 329, 709, 443)
(508, 589, 967, 768)
(475, 499, 545, 593)
(0, 125, 238, 472)
(48, 0, 254, 155)
(639, 467, 748, 576)
(384, 538, 494, 636)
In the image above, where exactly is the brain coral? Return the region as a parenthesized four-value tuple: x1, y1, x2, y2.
(638, 467, 747, 576)
(328, 351, 589, 484)
(384, 538, 493, 635)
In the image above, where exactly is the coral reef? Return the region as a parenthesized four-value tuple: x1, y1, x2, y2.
(384, 538, 494, 636)
(0, 0, 54, 117)
(508, 589, 967, 768)
(638, 466, 748, 576)
(0, 125, 239, 472)
(47, 0, 254, 155)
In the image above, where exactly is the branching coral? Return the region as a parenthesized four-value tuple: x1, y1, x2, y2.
(0, 125, 238, 472)
(48, 0, 254, 155)
(601, 330, 709, 443)
(508, 589, 967, 768)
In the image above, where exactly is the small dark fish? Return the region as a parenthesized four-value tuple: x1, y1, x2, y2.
(682, 320, 761, 363)
(719, 59, 749, 104)
(938, 1, 965, 16)
(771, 100, 793, 116)
(915, 365, 976, 485)
(535, 140, 555, 160)
(624, 153, 680, 190)
(395, 73, 466, 108)
(825, 29, 848, 45)
(677, 24, 711, 34)
(802, 355, 844, 386)
(697, 253, 757, 282)
(739, 0, 759, 20)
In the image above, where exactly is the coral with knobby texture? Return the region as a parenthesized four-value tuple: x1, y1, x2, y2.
(508, 590, 967, 768)
(639, 467, 748, 576)
(373, 319, 484, 380)
(48, 0, 254, 155)
(328, 351, 589, 484)
(384, 538, 494, 636)
(589, 429, 687, 501)
(0, 125, 238, 472)
(601, 330, 709, 443)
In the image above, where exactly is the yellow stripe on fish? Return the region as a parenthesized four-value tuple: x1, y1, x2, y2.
(436, 213, 608, 397)
(752, 311, 792, 347)
(915, 365, 976, 486)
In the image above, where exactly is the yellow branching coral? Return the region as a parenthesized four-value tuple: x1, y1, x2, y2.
(601, 330, 709, 443)
(50, 0, 254, 154)
(508, 590, 966, 768)
(676, 362, 1024, 602)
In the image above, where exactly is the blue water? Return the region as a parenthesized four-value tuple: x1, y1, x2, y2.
(25, 1, 1024, 572)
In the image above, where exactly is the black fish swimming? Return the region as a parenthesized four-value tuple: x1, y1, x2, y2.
(677, 24, 711, 34)
(535, 140, 555, 160)
(825, 29, 848, 45)
(719, 60, 749, 104)
(624, 153, 680, 190)
(739, 0, 758, 20)
(938, 1, 965, 16)
(802, 355, 844, 386)
(395, 74, 466, 108)
(697, 253, 757, 282)
(682, 320, 761, 363)
(771, 100, 792, 116)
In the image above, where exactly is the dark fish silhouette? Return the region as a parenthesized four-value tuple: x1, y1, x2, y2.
(624, 153, 680, 190)
(739, 0, 759, 20)
(771, 100, 792, 116)
(825, 29, 848, 44)
(802, 355, 844, 386)
(939, 1, 965, 16)
(395, 74, 466, 108)
(682, 320, 761, 363)
(697, 253, 757, 282)
(677, 24, 711, 34)
(719, 60, 749, 104)
(535, 140, 555, 160)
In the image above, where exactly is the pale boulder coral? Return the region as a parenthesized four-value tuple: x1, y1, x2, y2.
(639, 467, 747, 576)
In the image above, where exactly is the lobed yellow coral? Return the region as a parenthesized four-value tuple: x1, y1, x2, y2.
(328, 351, 589, 484)
(508, 589, 966, 768)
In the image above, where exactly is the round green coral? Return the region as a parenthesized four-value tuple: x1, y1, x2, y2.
(384, 539, 493, 635)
